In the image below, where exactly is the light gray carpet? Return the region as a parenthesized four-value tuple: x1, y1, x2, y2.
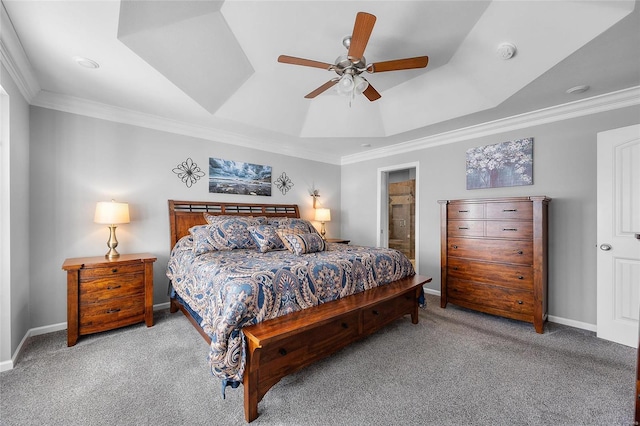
(0, 294, 635, 426)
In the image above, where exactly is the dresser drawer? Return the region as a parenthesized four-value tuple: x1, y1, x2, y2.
(448, 203, 484, 219)
(447, 258, 533, 290)
(80, 263, 144, 280)
(79, 273, 144, 303)
(79, 296, 145, 334)
(485, 221, 533, 239)
(447, 278, 534, 315)
(486, 202, 532, 219)
(448, 220, 484, 237)
(448, 237, 533, 265)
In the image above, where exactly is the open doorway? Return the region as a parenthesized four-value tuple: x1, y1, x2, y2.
(377, 162, 419, 273)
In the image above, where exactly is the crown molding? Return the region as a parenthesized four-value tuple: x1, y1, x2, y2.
(340, 86, 640, 165)
(0, 3, 40, 102)
(31, 90, 340, 165)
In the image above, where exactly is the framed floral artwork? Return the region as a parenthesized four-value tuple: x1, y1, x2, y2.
(466, 138, 533, 189)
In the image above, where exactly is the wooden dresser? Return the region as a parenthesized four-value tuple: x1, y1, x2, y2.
(438, 196, 550, 333)
(62, 253, 156, 346)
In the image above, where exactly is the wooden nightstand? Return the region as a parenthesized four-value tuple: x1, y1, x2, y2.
(62, 253, 156, 346)
(325, 238, 350, 244)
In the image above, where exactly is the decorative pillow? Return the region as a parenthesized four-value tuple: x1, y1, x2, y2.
(280, 232, 326, 255)
(203, 213, 266, 225)
(275, 227, 307, 252)
(266, 217, 289, 227)
(190, 217, 260, 254)
(247, 225, 285, 253)
(276, 218, 318, 234)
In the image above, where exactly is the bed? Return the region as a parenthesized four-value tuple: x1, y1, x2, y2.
(166, 200, 432, 422)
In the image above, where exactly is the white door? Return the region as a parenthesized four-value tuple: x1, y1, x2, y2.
(596, 124, 640, 348)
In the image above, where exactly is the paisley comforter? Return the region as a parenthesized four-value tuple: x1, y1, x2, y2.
(166, 235, 415, 386)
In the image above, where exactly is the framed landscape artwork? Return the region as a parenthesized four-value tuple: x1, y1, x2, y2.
(209, 158, 272, 196)
(466, 138, 533, 189)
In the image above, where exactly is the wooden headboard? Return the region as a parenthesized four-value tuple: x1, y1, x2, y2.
(168, 200, 300, 249)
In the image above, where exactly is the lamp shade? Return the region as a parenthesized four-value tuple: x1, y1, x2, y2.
(94, 201, 130, 225)
(315, 208, 331, 222)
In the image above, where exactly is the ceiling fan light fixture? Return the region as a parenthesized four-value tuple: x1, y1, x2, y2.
(337, 73, 354, 94)
(353, 74, 369, 94)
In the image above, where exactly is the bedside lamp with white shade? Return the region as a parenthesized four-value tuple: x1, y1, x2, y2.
(314, 208, 331, 240)
(94, 200, 130, 259)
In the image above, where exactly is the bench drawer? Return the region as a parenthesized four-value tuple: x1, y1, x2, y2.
(258, 311, 360, 376)
(362, 291, 416, 334)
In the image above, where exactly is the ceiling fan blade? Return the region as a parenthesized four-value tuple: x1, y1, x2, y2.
(362, 84, 381, 102)
(305, 80, 339, 99)
(278, 55, 333, 70)
(369, 56, 429, 73)
(348, 12, 376, 62)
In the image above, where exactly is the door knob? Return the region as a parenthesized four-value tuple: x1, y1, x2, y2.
(600, 243, 612, 251)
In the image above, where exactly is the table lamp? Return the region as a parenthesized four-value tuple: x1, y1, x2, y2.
(314, 208, 331, 240)
(94, 200, 130, 258)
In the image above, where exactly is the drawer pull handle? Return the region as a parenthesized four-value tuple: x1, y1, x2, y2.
(517, 276, 524, 280)
(503, 228, 518, 231)
(458, 227, 469, 230)
(107, 285, 122, 290)
(452, 245, 458, 249)
(106, 308, 121, 314)
(517, 300, 523, 305)
(453, 267, 459, 270)
(372, 310, 379, 316)
(111, 268, 118, 273)
(458, 210, 470, 213)
(503, 209, 518, 212)
(341, 322, 349, 329)
(279, 348, 287, 356)
(516, 250, 524, 255)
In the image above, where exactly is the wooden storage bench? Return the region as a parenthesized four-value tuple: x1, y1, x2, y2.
(241, 274, 431, 422)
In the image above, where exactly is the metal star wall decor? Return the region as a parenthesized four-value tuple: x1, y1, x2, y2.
(173, 157, 205, 188)
(274, 172, 294, 195)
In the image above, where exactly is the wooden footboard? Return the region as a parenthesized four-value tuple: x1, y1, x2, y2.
(241, 274, 431, 422)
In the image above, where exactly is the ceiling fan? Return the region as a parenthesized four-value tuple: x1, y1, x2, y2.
(277, 12, 429, 102)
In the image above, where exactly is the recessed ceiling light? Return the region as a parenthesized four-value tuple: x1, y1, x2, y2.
(361, 143, 371, 147)
(566, 85, 589, 94)
(73, 56, 100, 69)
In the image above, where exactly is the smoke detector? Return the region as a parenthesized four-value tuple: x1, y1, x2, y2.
(497, 43, 517, 60)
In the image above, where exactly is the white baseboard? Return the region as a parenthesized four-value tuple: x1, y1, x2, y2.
(2, 302, 174, 372)
(547, 315, 596, 332)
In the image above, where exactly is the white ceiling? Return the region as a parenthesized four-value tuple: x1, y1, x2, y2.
(2, 0, 639, 164)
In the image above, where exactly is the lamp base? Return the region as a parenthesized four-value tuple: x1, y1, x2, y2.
(105, 225, 121, 259)
(320, 222, 326, 240)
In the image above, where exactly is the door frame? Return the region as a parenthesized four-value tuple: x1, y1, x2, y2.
(377, 162, 420, 274)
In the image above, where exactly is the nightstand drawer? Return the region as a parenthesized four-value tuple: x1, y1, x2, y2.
(80, 273, 144, 303)
(80, 263, 144, 280)
(79, 297, 145, 334)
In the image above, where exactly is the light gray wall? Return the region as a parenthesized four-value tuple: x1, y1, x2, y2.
(1, 63, 31, 363)
(28, 107, 340, 328)
(341, 105, 640, 326)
